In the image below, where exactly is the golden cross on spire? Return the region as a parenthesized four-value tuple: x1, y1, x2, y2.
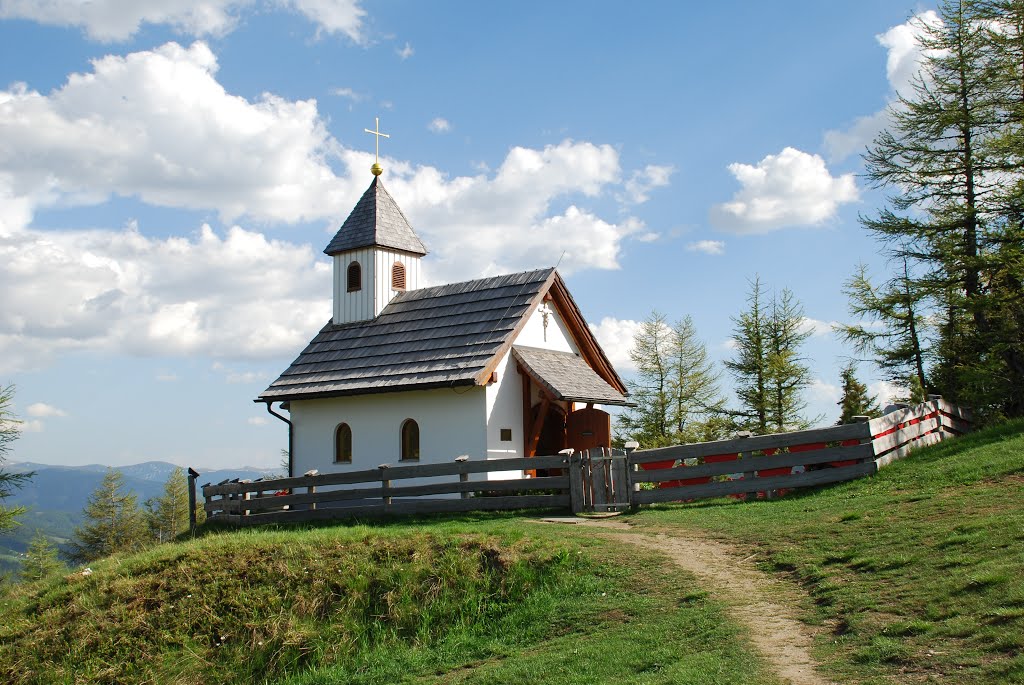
(364, 116, 389, 176)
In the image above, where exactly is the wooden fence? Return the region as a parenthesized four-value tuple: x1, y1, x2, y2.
(630, 398, 971, 505)
(203, 454, 571, 526)
(199, 398, 972, 526)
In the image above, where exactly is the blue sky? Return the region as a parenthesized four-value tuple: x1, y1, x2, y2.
(0, 1, 936, 469)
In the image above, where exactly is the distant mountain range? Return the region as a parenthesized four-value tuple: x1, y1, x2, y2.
(0, 461, 278, 574)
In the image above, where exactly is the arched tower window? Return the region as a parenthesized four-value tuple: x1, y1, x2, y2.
(335, 423, 352, 463)
(347, 262, 361, 292)
(391, 261, 407, 291)
(400, 419, 419, 461)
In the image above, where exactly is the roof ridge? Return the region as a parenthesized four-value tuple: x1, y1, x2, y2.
(390, 267, 555, 302)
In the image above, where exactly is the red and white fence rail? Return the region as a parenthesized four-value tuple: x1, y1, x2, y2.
(629, 397, 972, 505)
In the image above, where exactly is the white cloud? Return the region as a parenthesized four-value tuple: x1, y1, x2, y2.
(0, 222, 330, 373)
(283, 0, 366, 43)
(247, 416, 269, 425)
(710, 147, 858, 234)
(589, 317, 641, 372)
(808, 378, 842, 406)
(0, 0, 366, 43)
(622, 164, 674, 204)
(0, 42, 347, 224)
(25, 403, 67, 418)
(0, 43, 661, 373)
(824, 11, 942, 162)
(428, 117, 451, 134)
(822, 110, 889, 163)
(379, 139, 644, 280)
(1, 42, 648, 281)
(879, 10, 943, 96)
(224, 370, 269, 384)
(330, 86, 365, 101)
(686, 240, 725, 256)
(870, 380, 904, 407)
(799, 317, 838, 338)
(397, 42, 414, 59)
(156, 373, 179, 382)
(22, 419, 45, 433)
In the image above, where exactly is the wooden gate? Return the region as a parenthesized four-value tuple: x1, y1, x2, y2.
(569, 447, 631, 513)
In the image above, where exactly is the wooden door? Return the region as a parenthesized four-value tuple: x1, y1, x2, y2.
(565, 407, 610, 452)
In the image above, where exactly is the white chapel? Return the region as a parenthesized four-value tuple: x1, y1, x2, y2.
(258, 139, 631, 479)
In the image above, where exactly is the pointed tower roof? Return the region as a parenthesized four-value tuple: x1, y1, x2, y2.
(324, 176, 428, 256)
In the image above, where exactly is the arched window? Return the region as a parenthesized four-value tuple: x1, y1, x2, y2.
(391, 261, 407, 291)
(335, 423, 352, 463)
(347, 262, 361, 292)
(400, 419, 419, 461)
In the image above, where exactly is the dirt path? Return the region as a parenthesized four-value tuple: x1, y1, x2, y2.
(541, 518, 836, 685)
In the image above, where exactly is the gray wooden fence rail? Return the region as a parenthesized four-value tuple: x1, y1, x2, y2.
(198, 398, 972, 525)
(202, 453, 571, 526)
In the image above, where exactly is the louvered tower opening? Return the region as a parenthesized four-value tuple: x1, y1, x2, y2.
(392, 262, 406, 291)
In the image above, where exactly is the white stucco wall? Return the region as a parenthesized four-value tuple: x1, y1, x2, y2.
(484, 303, 580, 478)
(290, 386, 487, 480)
(514, 303, 579, 353)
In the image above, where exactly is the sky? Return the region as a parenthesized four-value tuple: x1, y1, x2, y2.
(0, 0, 939, 470)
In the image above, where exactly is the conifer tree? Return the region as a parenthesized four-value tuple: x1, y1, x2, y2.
(67, 469, 147, 563)
(145, 467, 190, 544)
(19, 530, 64, 582)
(0, 384, 31, 532)
(617, 312, 726, 446)
(727, 279, 812, 433)
(836, 364, 882, 425)
(765, 288, 813, 431)
(725, 278, 770, 433)
(859, 0, 1024, 418)
(895, 373, 929, 406)
(837, 260, 930, 392)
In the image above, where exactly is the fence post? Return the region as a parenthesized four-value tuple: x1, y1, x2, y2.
(732, 431, 760, 500)
(624, 441, 639, 508)
(304, 469, 319, 510)
(568, 452, 586, 515)
(187, 467, 199, 533)
(455, 455, 470, 499)
(240, 479, 252, 516)
(379, 464, 392, 511)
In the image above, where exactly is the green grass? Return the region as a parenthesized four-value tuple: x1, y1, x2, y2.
(0, 515, 776, 685)
(627, 418, 1024, 684)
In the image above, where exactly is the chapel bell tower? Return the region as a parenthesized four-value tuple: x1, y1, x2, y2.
(324, 119, 428, 325)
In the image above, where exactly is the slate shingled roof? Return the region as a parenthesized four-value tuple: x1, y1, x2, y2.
(259, 268, 555, 401)
(511, 346, 632, 406)
(324, 177, 428, 256)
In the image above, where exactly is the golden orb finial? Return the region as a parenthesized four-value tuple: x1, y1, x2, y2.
(364, 117, 390, 177)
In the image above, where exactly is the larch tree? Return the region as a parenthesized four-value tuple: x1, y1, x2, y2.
(19, 530, 65, 583)
(836, 260, 930, 394)
(724, 277, 770, 433)
(0, 384, 31, 532)
(836, 363, 882, 425)
(726, 279, 813, 433)
(617, 312, 726, 447)
(145, 467, 191, 544)
(859, 0, 1023, 418)
(67, 469, 148, 564)
(765, 288, 813, 432)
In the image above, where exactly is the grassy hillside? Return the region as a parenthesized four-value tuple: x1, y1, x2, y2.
(0, 518, 775, 685)
(632, 418, 1024, 684)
